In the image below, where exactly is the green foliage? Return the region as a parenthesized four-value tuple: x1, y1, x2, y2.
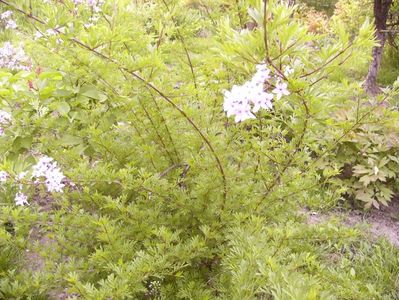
(300, 0, 338, 16)
(379, 45, 399, 85)
(332, 0, 371, 35)
(0, 0, 398, 299)
(323, 104, 399, 209)
(333, 0, 399, 86)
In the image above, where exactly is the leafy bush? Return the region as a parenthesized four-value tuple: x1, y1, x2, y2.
(0, 0, 397, 299)
(323, 103, 399, 209)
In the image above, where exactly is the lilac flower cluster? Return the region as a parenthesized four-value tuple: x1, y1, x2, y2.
(0, 42, 30, 71)
(223, 64, 290, 123)
(0, 156, 66, 206)
(32, 156, 65, 193)
(0, 11, 17, 30)
(0, 110, 11, 136)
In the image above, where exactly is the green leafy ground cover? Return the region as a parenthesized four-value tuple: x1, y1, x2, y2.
(0, 0, 398, 299)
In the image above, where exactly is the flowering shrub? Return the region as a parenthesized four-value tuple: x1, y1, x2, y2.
(223, 64, 290, 122)
(0, 0, 397, 299)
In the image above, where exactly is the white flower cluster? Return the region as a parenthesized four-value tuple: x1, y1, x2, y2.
(0, 42, 30, 71)
(15, 192, 28, 206)
(223, 64, 290, 123)
(0, 10, 17, 30)
(0, 156, 66, 206)
(0, 110, 11, 136)
(32, 156, 65, 193)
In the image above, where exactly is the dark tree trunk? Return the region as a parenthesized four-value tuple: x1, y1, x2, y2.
(364, 0, 393, 95)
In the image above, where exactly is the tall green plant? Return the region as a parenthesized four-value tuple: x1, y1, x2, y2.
(0, 0, 397, 298)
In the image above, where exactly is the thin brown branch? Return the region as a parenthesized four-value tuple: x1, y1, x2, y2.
(254, 91, 310, 210)
(301, 43, 353, 78)
(161, 0, 200, 101)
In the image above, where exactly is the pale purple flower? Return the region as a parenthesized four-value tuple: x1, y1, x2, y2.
(272, 82, 290, 100)
(17, 171, 27, 180)
(15, 192, 29, 206)
(0, 110, 11, 136)
(45, 29, 57, 36)
(44, 167, 65, 192)
(234, 109, 256, 123)
(87, 0, 97, 6)
(5, 19, 17, 29)
(252, 64, 271, 84)
(284, 66, 294, 76)
(0, 171, 9, 182)
(89, 15, 100, 23)
(251, 92, 274, 113)
(293, 59, 303, 68)
(0, 11, 13, 20)
(57, 26, 66, 34)
(74, 0, 103, 9)
(32, 156, 55, 177)
(223, 85, 256, 122)
(0, 42, 30, 71)
(32, 156, 65, 193)
(84, 22, 95, 28)
(34, 31, 44, 40)
(1, 11, 17, 29)
(93, 5, 102, 13)
(73, 0, 103, 26)
(0, 110, 11, 124)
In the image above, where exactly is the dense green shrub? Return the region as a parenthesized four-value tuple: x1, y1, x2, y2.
(0, 0, 397, 299)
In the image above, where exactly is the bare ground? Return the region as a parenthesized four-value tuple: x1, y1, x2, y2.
(301, 200, 399, 247)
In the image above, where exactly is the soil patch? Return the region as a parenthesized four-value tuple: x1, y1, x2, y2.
(301, 200, 399, 247)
